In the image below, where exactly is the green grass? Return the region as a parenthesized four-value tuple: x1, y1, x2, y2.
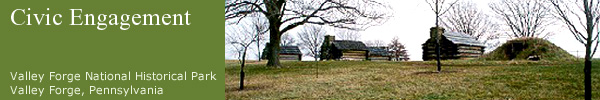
(225, 60, 600, 99)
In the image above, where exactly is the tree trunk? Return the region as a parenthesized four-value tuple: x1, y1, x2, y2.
(239, 48, 247, 90)
(264, 0, 285, 67)
(316, 60, 319, 78)
(584, 41, 591, 100)
(436, 41, 441, 72)
(585, 59, 591, 100)
(584, 1, 593, 98)
(434, 27, 442, 72)
(266, 27, 282, 67)
(434, 0, 442, 72)
(240, 67, 245, 90)
(257, 38, 261, 61)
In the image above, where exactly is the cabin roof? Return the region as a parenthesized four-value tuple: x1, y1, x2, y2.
(279, 46, 302, 55)
(368, 47, 391, 56)
(333, 40, 368, 51)
(443, 32, 486, 47)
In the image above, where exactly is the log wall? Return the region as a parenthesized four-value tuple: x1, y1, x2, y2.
(279, 54, 301, 61)
(422, 39, 484, 60)
(341, 51, 368, 60)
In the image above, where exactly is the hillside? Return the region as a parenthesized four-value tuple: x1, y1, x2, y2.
(481, 38, 575, 60)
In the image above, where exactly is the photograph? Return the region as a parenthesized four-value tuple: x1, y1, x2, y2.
(225, 0, 600, 99)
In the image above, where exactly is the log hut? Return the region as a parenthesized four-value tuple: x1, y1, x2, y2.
(320, 35, 369, 60)
(422, 28, 486, 60)
(261, 44, 302, 61)
(368, 47, 392, 61)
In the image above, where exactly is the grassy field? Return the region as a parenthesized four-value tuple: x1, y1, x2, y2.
(225, 60, 600, 99)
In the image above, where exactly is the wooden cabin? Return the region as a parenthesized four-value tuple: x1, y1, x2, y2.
(261, 45, 302, 61)
(422, 28, 485, 60)
(368, 47, 392, 61)
(320, 35, 369, 60)
(278, 46, 303, 60)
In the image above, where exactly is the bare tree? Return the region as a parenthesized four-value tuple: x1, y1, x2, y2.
(548, 0, 600, 99)
(249, 17, 269, 61)
(226, 0, 392, 67)
(425, 0, 459, 27)
(425, 0, 458, 72)
(281, 33, 296, 46)
(225, 23, 259, 90)
(389, 36, 408, 61)
(444, 1, 501, 51)
(297, 25, 326, 61)
(365, 40, 386, 47)
(490, 0, 554, 38)
(335, 29, 361, 41)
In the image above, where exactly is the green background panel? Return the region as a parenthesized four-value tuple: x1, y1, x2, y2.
(1, 0, 224, 99)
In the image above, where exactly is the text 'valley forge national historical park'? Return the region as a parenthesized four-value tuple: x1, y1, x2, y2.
(9, 71, 217, 97)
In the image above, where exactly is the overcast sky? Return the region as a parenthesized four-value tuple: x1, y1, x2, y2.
(225, 0, 600, 61)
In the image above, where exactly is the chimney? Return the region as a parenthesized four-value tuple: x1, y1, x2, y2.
(430, 27, 445, 38)
(324, 35, 335, 45)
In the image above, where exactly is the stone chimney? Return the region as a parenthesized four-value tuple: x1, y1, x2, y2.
(324, 35, 335, 45)
(321, 35, 336, 60)
(430, 27, 445, 39)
